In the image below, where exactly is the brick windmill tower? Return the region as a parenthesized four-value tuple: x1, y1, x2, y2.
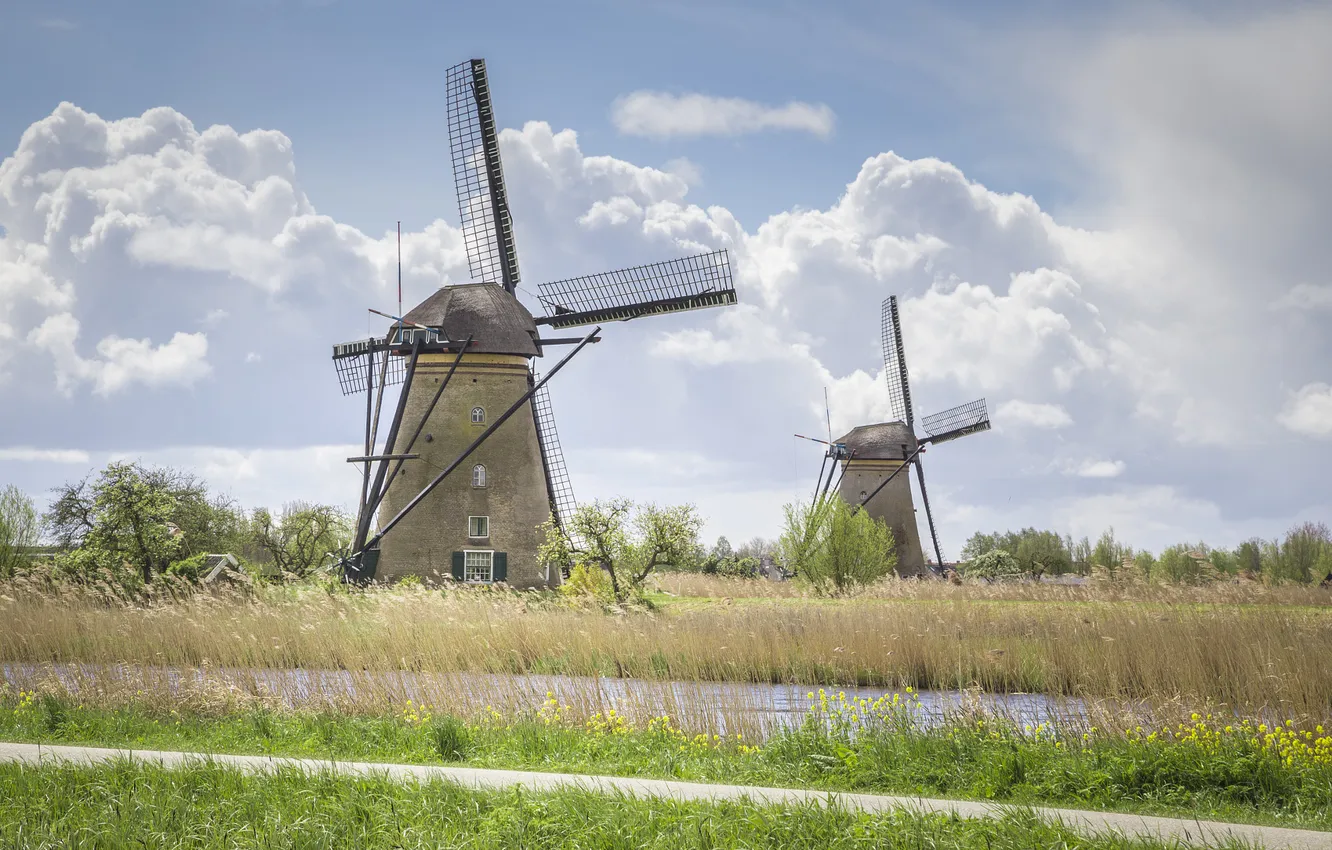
(330, 59, 736, 586)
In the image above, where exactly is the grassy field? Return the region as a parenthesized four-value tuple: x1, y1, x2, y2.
(5, 692, 1332, 830)
(4, 581, 1332, 722)
(0, 759, 1235, 850)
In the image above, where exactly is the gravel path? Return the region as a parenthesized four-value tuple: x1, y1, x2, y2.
(2, 741, 1329, 849)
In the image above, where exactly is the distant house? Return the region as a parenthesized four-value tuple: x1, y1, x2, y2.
(201, 554, 248, 585)
(758, 555, 786, 581)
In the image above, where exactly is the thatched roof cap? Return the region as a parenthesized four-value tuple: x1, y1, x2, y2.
(401, 284, 540, 357)
(836, 421, 919, 459)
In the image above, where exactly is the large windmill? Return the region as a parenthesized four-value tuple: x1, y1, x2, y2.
(330, 58, 737, 586)
(802, 296, 990, 575)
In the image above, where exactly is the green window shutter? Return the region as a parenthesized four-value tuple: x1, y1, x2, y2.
(451, 551, 464, 581)
(493, 552, 507, 583)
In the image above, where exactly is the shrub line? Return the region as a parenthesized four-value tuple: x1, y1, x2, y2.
(3, 741, 1330, 850)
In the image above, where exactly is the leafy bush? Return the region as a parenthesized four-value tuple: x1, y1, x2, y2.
(165, 553, 210, 582)
(558, 562, 615, 603)
(539, 499, 703, 602)
(779, 498, 896, 595)
(249, 502, 351, 580)
(962, 549, 1024, 580)
(0, 485, 38, 580)
(962, 527, 1072, 576)
(430, 716, 472, 761)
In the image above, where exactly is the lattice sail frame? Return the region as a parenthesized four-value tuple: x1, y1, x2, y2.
(530, 372, 582, 551)
(880, 296, 914, 428)
(535, 249, 735, 329)
(332, 339, 406, 396)
(446, 59, 520, 292)
(920, 398, 991, 445)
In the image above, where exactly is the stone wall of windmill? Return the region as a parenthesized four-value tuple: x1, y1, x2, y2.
(375, 350, 555, 587)
(834, 422, 930, 578)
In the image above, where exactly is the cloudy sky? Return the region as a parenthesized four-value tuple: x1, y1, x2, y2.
(1, 0, 1329, 556)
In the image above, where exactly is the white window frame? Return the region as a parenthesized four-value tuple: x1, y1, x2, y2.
(471, 464, 487, 488)
(471, 406, 485, 424)
(468, 515, 489, 539)
(463, 549, 494, 583)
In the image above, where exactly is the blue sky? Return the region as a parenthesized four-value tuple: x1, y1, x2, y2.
(1, 0, 1329, 555)
(1, 0, 1090, 229)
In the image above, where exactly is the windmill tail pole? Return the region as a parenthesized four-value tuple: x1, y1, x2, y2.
(365, 326, 601, 551)
(353, 340, 422, 552)
(817, 451, 840, 503)
(826, 450, 852, 499)
(811, 452, 829, 503)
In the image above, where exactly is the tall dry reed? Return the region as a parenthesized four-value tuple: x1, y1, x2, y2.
(4, 583, 1331, 720)
(652, 572, 1332, 606)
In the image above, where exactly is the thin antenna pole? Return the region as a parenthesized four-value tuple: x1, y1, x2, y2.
(824, 387, 833, 444)
(397, 221, 402, 320)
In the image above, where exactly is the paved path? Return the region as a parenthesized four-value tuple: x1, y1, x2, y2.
(2, 742, 1329, 849)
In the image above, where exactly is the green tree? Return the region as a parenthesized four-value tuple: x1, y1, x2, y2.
(1235, 539, 1263, 576)
(539, 499, 703, 602)
(960, 531, 1001, 561)
(778, 498, 896, 595)
(1157, 544, 1210, 584)
(0, 485, 39, 579)
(1068, 535, 1093, 574)
(1210, 546, 1238, 576)
(250, 502, 352, 580)
(43, 462, 250, 587)
(1092, 527, 1133, 577)
(1278, 522, 1331, 584)
(962, 548, 1023, 580)
(1133, 550, 1157, 583)
(46, 462, 182, 585)
(961, 528, 1072, 577)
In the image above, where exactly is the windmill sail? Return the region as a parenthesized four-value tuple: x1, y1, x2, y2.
(446, 58, 520, 293)
(921, 398, 991, 445)
(530, 372, 581, 545)
(331, 338, 406, 396)
(535, 249, 736, 329)
(880, 296, 914, 428)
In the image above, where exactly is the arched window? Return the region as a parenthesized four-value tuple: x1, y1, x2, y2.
(471, 406, 485, 424)
(472, 464, 487, 488)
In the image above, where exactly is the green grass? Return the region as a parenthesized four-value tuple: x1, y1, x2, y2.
(3, 694, 1331, 832)
(0, 760, 1249, 849)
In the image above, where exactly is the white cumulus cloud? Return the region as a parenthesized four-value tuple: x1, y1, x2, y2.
(611, 91, 835, 139)
(0, 447, 90, 463)
(1073, 459, 1126, 479)
(1275, 283, 1332, 312)
(1279, 383, 1332, 438)
(996, 400, 1073, 430)
(27, 313, 210, 396)
(1, 41, 1329, 558)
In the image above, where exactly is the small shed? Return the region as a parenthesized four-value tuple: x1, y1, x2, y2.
(201, 554, 246, 584)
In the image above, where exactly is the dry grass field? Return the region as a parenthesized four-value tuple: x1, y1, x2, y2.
(4, 578, 1331, 730)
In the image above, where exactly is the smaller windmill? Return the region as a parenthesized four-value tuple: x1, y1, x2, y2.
(800, 295, 991, 574)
